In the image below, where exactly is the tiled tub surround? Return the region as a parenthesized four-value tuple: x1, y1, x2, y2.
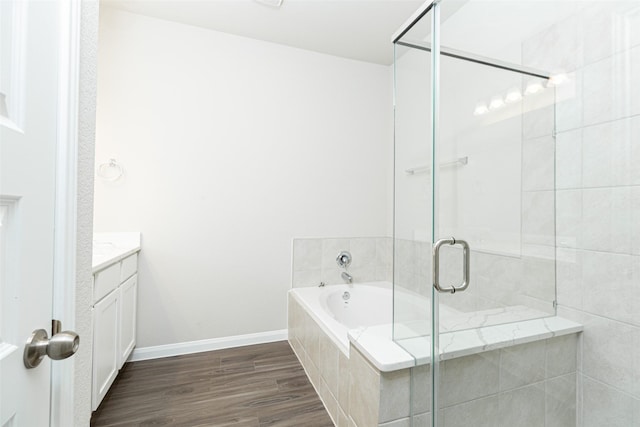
(292, 237, 392, 287)
(293, 237, 556, 320)
(288, 285, 582, 426)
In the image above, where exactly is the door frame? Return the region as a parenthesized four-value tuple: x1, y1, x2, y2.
(51, 1, 82, 426)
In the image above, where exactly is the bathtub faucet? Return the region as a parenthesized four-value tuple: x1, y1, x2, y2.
(341, 271, 353, 285)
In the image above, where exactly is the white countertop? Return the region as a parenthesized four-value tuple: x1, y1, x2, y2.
(92, 232, 141, 273)
(348, 316, 583, 372)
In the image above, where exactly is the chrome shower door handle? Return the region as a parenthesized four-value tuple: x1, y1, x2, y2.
(433, 237, 471, 294)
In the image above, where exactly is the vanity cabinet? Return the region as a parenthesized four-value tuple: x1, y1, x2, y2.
(92, 253, 138, 411)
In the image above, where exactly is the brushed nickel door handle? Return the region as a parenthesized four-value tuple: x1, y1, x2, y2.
(23, 325, 80, 369)
(433, 237, 471, 294)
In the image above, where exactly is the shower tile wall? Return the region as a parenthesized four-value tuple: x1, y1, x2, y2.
(292, 237, 392, 287)
(523, 3, 640, 425)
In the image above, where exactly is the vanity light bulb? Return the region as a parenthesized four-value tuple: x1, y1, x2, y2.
(525, 81, 544, 95)
(505, 89, 522, 103)
(473, 103, 489, 116)
(489, 96, 505, 110)
(547, 73, 569, 87)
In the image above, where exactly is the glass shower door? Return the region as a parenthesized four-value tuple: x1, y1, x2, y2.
(431, 1, 559, 426)
(393, 1, 562, 426)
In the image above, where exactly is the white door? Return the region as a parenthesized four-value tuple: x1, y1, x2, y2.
(1, 1, 67, 426)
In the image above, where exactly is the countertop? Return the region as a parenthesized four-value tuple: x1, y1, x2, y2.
(92, 232, 141, 273)
(348, 316, 583, 372)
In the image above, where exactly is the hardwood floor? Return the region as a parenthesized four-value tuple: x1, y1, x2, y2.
(90, 341, 334, 427)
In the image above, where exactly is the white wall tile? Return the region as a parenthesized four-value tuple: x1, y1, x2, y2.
(337, 407, 349, 427)
(581, 187, 631, 253)
(318, 377, 339, 424)
(442, 395, 499, 427)
(522, 191, 555, 247)
(293, 239, 323, 271)
(412, 412, 432, 427)
(440, 351, 500, 407)
(632, 187, 640, 255)
(349, 347, 380, 427)
(522, 102, 555, 140)
(581, 251, 639, 327)
(582, 119, 632, 188)
(521, 255, 556, 303)
(582, 49, 637, 127)
(631, 45, 640, 118)
(411, 364, 431, 414)
(350, 238, 376, 268)
(522, 11, 584, 73)
(379, 369, 411, 422)
(498, 383, 545, 427)
(379, 418, 411, 427)
(555, 129, 582, 190)
(319, 332, 339, 398)
(545, 374, 577, 427)
(338, 351, 350, 414)
(545, 335, 578, 378)
(522, 136, 555, 192)
(581, 4, 624, 65)
(583, 376, 635, 427)
(376, 237, 392, 269)
(556, 190, 582, 249)
(581, 312, 640, 397)
(499, 341, 546, 391)
(555, 71, 584, 133)
(292, 269, 322, 287)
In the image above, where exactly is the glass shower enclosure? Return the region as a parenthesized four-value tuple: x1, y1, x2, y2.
(393, 1, 559, 425)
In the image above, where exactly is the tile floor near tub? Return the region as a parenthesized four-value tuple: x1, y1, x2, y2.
(90, 341, 333, 427)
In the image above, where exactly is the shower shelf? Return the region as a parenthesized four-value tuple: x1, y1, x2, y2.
(405, 156, 468, 175)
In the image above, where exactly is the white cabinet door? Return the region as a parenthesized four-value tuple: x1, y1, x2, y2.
(92, 289, 119, 411)
(118, 275, 137, 368)
(0, 1, 69, 426)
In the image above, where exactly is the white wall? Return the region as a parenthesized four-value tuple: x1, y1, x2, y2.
(94, 8, 393, 348)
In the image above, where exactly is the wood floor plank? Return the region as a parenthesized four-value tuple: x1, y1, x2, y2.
(91, 341, 334, 427)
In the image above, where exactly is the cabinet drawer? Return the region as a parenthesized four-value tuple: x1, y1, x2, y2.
(94, 263, 120, 304)
(120, 254, 138, 282)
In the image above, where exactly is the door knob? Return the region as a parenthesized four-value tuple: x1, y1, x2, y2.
(23, 327, 80, 369)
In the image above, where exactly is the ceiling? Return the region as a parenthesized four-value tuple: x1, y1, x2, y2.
(100, 0, 425, 65)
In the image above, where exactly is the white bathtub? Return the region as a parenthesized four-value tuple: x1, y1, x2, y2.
(290, 281, 444, 356)
(290, 282, 391, 355)
(289, 281, 579, 370)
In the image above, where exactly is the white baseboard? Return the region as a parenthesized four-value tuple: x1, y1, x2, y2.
(128, 329, 289, 362)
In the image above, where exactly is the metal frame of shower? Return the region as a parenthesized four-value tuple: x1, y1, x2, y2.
(392, 1, 551, 80)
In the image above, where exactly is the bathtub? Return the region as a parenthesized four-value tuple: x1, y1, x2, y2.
(288, 281, 583, 426)
(289, 280, 561, 363)
(290, 281, 394, 355)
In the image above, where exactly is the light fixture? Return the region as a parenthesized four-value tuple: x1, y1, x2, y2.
(489, 96, 505, 110)
(505, 88, 522, 103)
(525, 81, 544, 95)
(473, 102, 489, 116)
(254, 0, 283, 7)
(547, 73, 569, 87)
